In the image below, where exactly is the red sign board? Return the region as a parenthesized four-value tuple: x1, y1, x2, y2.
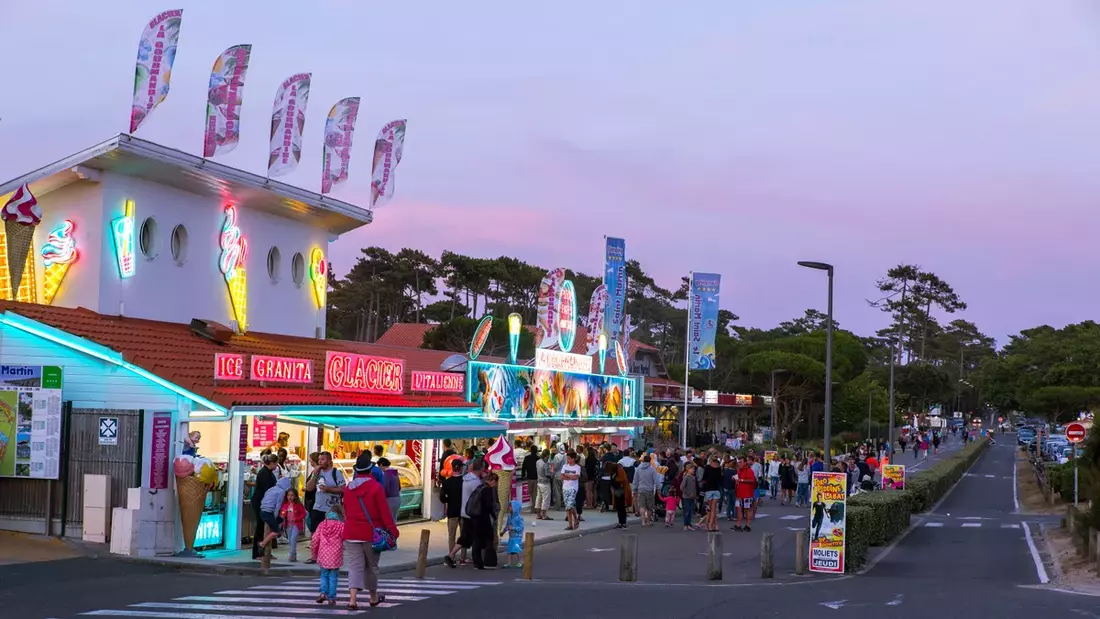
(149, 412, 172, 490)
(410, 371, 464, 393)
(324, 351, 404, 394)
(252, 417, 277, 448)
(214, 353, 245, 380)
(1066, 423, 1087, 444)
(250, 355, 313, 383)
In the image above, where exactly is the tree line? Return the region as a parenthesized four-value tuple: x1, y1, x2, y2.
(326, 249, 1006, 441)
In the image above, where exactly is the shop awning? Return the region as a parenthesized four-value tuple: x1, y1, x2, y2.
(280, 414, 507, 441)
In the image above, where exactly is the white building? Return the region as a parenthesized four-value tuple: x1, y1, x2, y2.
(0, 134, 371, 337)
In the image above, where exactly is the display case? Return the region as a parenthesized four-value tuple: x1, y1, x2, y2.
(334, 453, 424, 519)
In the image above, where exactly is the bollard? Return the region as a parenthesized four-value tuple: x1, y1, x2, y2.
(795, 530, 807, 575)
(1067, 506, 1076, 535)
(706, 533, 722, 581)
(1088, 527, 1097, 562)
(415, 529, 431, 579)
(760, 533, 774, 579)
(522, 532, 535, 580)
(619, 534, 638, 582)
(1095, 531, 1100, 576)
(260, 525, 272, 570)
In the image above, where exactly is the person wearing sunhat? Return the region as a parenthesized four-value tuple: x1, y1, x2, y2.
(343, 453, 399, 610)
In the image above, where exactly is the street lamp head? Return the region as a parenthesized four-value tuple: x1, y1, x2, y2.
(798, 260, 834, 272)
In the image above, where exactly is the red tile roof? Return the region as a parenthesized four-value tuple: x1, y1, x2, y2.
(0, 302, 472, 410)
(375, 323, 435, 348)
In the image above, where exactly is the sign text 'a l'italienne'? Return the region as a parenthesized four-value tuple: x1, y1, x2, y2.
(325, 351, 404, 394)
(410, 371, 464, 393)
(250, 355, 313, 384)
(535, 348, 592, 374)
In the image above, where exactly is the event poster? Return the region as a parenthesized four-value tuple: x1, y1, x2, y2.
(0, 366, 63, 479)
(881, 464, 905, 490)
(130, 10, 184, 133)
(604, 237, 626, 338)
(688, 272, 722, 370)
(321, 97, 362, 194)
(203, 44, 252, 157)
(809, 471, 847, 574)
(370, 119, 407, 207)
(268, 73, 312, 177)
(763, 450, 777, 464)
(467, 360, 635, 421)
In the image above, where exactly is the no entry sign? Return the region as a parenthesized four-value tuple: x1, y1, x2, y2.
(1066, 422, 1087, 444)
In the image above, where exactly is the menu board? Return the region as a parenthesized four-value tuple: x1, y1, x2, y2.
(0, 366, 63, 479)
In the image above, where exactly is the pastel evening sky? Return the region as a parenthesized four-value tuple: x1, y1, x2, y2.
(3, 0, 1100, 345)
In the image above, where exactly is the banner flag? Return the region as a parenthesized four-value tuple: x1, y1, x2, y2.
(268, 73, 312, 177)
(603, 237, 626, 338)
(688, 272, 721, 370)
(203, 44, 252, 157)
(370, 119, 407, 207)
(321, 97, 362, 194)
(130, 10, 184, 133)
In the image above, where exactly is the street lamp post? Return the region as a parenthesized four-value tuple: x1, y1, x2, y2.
(872, 335, 898, 455)
(798, 261, 834, 459)
(770, 368, 788, 443)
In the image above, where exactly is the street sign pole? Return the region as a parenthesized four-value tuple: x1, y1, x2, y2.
(1065, 422, 1087, 506)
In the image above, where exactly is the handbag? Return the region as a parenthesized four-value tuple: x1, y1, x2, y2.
(356, 495, 397, 553)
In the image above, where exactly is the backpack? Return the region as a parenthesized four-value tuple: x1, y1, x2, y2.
(465, 484, 485, 518)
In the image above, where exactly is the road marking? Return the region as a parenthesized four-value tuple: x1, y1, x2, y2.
(755, 514, 770, 518)
(82, 612, 338, 619)
(1022, 522, 1050, 584)
(984, 474, 996, 478)
(1013, 456, 1019, 511)
(282, 579, 501, 586)
(586, 547, 614, 552)
(131, 602, 367, 615)
(820, 599, 848, 609)
(786, 527, 803, 531)
(178, 595, 424, 603)
(958, 516, 982, 520)
(255, 582, 480, 591)
(924, 522, 944, 528)
(886, 594, 904, 606)
(961, 522, 982, 528)
(779, 515, 802, 520)
(1002, 524, 1021, 529)
(217, 589, 455, 597)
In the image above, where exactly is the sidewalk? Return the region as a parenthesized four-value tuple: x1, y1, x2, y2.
(117, 508, 635, 576)
(0, 531, 89, 566)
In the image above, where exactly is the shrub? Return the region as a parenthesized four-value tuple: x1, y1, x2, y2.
(848, 491, 912, 545)
(844, 504, 873, 571)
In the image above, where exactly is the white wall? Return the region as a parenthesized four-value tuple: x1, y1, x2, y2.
(96, 172, 329, 337)
(32, 181, 104, 310)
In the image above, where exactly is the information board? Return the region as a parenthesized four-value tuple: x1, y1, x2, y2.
(0, 365, 63, 479)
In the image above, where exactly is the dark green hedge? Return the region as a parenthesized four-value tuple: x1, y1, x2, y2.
(843, 440, 989, 571)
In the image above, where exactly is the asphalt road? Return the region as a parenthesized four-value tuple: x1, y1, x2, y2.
(6, 433, 1096, 618)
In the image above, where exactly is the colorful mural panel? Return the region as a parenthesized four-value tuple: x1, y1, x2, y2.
(467, 361, 643, 422)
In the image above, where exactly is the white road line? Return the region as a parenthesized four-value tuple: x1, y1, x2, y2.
(779, 515, 802, 520)
(255, 583, 480, 591)
(1022, 522, 1050, 584)
(178, 595, 426, 604)
(1002, 524, 1021, 529)
(82, 612, 327, 619)
(961, 522, 982, 528)
(132, 602, 372, 614)
(785, 527, 803, 531)
(217, 589, 455, 597)
(282, 579, 499, 586)
(1013, 455, 1019, 512)
(754, 514, 770, 518)
(984, 474, 996, 478)
(924, 522, 944, 528)
(958, 516, 982, 520)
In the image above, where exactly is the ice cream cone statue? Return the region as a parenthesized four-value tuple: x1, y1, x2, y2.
(485, 434, 516, 536)
(218, 206, 247, 331)
(41, 220, 77, 305)
(2, 184, 42, 298)
(173, 434, 218, 557)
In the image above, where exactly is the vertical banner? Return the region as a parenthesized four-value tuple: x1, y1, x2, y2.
(203, 44, 252, 157)
(149, 412, 172, 490)
(584, 284, 609, 354)
(688, 272, 721, 370)
(130, 10, 184, 134)
(320, 97, 361, 194)
(370, 119, 407, 207)
(268, 73, 312, 177)
(809, 471, 848, 573)
(881, 464, 905, 490)
(603, 237, 626, 338)
(535, 268, 565, 349)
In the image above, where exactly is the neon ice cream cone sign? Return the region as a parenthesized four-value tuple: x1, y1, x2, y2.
(218, 205, 247, 331)
(41, 220, 77, 305)
(309, 248, 326, 308)
(112, 200, 136, 278)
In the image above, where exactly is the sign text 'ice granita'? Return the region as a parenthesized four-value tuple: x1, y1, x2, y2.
(410, 371, 464, 393)
(325, 351, 404, 394)
(250, 355, 313, 384)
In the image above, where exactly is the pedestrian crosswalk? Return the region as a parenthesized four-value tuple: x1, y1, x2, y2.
(78, 578, 501, 617)
(923, 521, 1023, 529)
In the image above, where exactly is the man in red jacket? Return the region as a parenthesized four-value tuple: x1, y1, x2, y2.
(343, 454, 399, 610)
(731, 456, 757, 532)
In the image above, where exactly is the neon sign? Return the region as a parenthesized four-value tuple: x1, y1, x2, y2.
(469, 315, 492, 360)
(557, 280, 577, 352)
(324, 351, 404, 394)
(410, 371, 464, 393)
(112, 200, 135, 278)
(309, 248, 326, 308)
(214, 353, 244, 380)
(41, 220, 77, 305)
(535, 348, 592, 374)
(218, 205, 247, 331)
(250, 355, 313, 383)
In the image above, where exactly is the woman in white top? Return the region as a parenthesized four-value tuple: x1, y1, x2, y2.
(561, 451, 582, 531)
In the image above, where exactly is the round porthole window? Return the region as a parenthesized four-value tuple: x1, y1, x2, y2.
(267, 246, 282, 283)
(170, 224, 188, 265)
(291, 252, 305, 287)
(139, 217, 158, 259)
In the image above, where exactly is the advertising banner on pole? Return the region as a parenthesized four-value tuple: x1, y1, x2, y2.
(809, 471, 847, 573)
(370, 119, 407, 207)
(881, 464, 905, 490)
(603, 238, 626, 338)
(688, 272, 721, 370)
(130, 10, 184, 134)
(0, 366, 63, 479)
(320, 97, 361, 194)
(203, 44, 252, 157)
(268, 73, 312, 177)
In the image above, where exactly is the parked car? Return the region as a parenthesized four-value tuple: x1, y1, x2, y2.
(1018, 426, 1037, 445)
